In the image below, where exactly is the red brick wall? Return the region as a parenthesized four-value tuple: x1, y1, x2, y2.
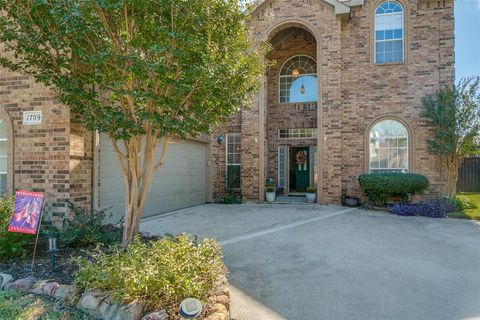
(0, 67, 93, 226)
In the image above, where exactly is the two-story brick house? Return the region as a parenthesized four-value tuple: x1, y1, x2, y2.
(0, 0, 453, 225)
(211, 0, 454, 203)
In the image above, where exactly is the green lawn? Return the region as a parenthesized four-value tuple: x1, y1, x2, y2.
(0, 290, 88, 320)
(448, 193, 480, 221)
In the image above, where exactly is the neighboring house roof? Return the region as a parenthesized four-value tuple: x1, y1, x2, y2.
(251, 0, 364, 16)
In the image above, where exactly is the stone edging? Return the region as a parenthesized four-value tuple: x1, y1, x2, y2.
(0, 270, 230, 320)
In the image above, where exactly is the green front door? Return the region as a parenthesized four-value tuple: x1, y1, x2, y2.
(294, 147, 309, 192)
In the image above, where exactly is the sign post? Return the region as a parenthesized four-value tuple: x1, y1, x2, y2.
(7, 190, 45, 271)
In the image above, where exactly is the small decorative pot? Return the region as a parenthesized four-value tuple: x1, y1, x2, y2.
(344, 197, 359, 207)
(266, 191, 276, 202)
(306, 192, 316, 203)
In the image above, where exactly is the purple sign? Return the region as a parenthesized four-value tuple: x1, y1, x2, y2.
(8, 190, 44, 235)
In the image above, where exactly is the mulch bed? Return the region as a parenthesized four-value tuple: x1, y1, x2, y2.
(0, 241, 103, 284)
(0, 232, 163, 285)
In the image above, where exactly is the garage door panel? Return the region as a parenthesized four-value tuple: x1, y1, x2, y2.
(99, 135, 207, 223)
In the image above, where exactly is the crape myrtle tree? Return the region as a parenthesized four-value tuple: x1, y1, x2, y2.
(0, 0, 265, 247)
(422, 77, 480, 199)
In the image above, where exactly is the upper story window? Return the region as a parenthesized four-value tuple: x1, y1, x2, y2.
(279, 55, 317, 104)
(369, 119, 408, 173)
(375, 1, 404, 64)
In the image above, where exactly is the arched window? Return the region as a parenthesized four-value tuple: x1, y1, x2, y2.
(375, 1, 404, 64)
(0, 118, 8, 193)
(369, 119, 408, 173)
(279, 55, 317, 103)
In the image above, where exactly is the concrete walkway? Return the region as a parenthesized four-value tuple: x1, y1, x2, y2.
(140, 204, 480, 320)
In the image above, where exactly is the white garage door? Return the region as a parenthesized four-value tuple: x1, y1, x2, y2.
(98, 134, 208, 223)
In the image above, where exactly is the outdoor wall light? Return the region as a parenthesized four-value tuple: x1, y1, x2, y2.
(179, 298, 202, 319)
(292, 68, 300, 78)
(216, 135, 224, 144)
(47, 233, 58, 273)
(50, 108, 61, 116)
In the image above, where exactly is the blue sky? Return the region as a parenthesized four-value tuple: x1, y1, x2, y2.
(455, 0, 480, 80)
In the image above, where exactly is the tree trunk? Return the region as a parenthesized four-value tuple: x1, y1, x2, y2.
(110, 133, 170, 248)
(443, 157, 461, 199)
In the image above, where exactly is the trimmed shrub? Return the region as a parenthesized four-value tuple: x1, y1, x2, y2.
(74, 235, 224, 312)
(306, 187, 316, 193)
(223, 194, 241, 204)
(60, 202, 121, 247)
(390, 200, 448, 218)
(0, 196, 31, 258)
(359, 173, 429, 206)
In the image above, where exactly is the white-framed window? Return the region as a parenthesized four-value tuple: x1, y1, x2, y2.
(278, 128, 317, 139)
(0, 119, 7, 194)
(369, 119, 408, 173)
(226, 133, 241, 189)
(278, 146, 287, 188)
(375, 1, 404, 64)
(279, 55, 317, 103)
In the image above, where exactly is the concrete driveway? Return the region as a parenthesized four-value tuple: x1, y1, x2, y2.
(140, 204, 480, 320)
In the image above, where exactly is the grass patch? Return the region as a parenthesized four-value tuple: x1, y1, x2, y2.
(0, 290, 89, 320)
(448, 193, 480, 221)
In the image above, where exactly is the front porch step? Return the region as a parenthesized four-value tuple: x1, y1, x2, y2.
(273, 195, 310, 204)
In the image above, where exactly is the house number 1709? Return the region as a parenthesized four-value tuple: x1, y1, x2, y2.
(23, 111, 42, 125)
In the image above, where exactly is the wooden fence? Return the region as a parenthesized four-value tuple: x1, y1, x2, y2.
(457, 157, 480, 192)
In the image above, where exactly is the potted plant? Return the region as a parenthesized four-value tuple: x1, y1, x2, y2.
(265, 184, 276, 202)
(306, 187, 316, 203)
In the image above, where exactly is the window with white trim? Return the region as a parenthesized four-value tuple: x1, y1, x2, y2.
(0, 119, 7, 194)
(279, 55, 317, 103)
(226, 133, 241, 189)
(375, 1, 404, 64)
(278, 146, 286, 188)
(369, 119, 408, 173)
(278, 128, 317, 139)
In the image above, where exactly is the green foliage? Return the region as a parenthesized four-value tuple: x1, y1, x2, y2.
(306, 187, 316, 193)
(422, 77, 480, 159)
(223, 193, 241, 204)
(358, 173, 429, 206)
(74, 235, 224, 311)
(266, 185, 276, 193)
(454, 194, 478, 210)
(0, 196, 31, 258)
(0, 0, 265, 141)
(60, 202, 121, 248)
(422, 77, 480, 197)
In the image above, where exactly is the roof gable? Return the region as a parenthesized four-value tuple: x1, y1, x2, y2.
(251, 0, 363, 16)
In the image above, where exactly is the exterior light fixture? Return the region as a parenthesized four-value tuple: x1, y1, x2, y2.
(179, 298, 202, 319)
(216, 135, 224, 144)
(300, 84, 305, 94)
(292, 69, 300, 78)
(47, 232, 58, 273)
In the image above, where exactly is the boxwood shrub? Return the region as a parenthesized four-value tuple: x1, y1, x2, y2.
(359, 173, 429, 206)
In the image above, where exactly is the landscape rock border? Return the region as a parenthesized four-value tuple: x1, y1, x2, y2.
(0, 269, 230, 320)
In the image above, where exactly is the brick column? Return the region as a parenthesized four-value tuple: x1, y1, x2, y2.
(241, 80, 266, 202)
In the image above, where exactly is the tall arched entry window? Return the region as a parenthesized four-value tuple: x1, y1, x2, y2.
(369, 119, 409, 173)
(375, 1, 404, 64)
(279, 55, 317, 103)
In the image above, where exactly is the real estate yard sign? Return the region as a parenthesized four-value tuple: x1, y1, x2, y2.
(8, 190, 44, 234)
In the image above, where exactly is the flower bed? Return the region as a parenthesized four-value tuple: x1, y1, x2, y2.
(0, 234, 230, 320)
